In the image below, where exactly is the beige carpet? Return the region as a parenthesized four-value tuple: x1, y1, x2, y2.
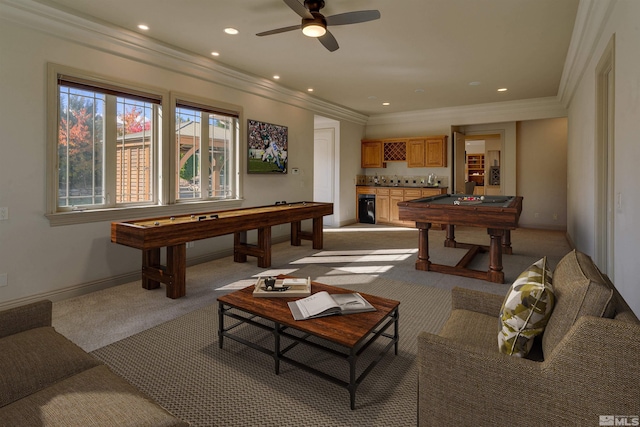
(53, 225, 571, 352)
(52, 225, 571, 425)
(91, 277, 451, 427)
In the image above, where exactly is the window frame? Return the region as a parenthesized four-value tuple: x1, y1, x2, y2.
(170, 92, 242, 205)
(46, 64, 243, 226)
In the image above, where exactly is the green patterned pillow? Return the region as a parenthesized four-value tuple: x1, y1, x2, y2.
(498, 257, 555, 357)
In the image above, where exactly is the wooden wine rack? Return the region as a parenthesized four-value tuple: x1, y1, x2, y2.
(383, 141, 406, 161)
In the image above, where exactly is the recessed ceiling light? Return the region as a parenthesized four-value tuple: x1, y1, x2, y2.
(273, 75, 280, 80)
(382, 102, 390, 106)
(307, 88, 314, 92)
(224, 28, 239, 35)
(469, 81, 481, 86)
(497, 88, 508, 92)
(211, 52, 220, 57)
(137, 24, 149, 31)
(414, 88, 425, 93)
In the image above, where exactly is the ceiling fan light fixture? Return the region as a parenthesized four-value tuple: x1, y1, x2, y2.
(302, 24, 326, 37)
(302, 15, 327, 37)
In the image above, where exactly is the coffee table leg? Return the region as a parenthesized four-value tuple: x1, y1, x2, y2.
(218, 302, 224, 349)
(274, 321, 281, 375)
(394, 307, 400, 355)
(349, 348, 357, 410)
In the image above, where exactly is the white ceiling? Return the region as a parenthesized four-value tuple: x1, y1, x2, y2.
(37, 0, 580, 116)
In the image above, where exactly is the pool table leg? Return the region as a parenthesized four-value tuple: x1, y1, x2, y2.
(487, 228, 505, 283)
(444, 224, 457, 248)
(415, 222, 432, 271)
(502, 230, 513, 255)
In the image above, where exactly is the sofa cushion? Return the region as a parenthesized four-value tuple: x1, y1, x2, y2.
(0, 326, 102, 408)
(498, 257, 555, 357)
(542, 250, 614, 357)
(0, 365, 187, 426)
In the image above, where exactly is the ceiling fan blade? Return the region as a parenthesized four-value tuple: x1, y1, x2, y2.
(283, 0, 313, 19)
(325, 10, 381, 26)
(256, 25, 301, 37)
(318, 30, 339, 52)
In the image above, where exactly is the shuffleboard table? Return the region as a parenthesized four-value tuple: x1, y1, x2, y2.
(398, 194, 523, 283)
(111, 201, 333, 298)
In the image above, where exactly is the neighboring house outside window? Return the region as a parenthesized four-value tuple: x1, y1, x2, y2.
(47, 64, 242, 225)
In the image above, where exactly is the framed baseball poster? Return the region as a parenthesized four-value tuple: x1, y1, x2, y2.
(247, 119, 288, 174)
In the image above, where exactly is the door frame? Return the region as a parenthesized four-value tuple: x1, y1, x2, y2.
(595, 35, 615, 277)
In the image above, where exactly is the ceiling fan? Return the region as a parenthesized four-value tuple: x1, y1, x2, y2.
(256, 0, 381, 52)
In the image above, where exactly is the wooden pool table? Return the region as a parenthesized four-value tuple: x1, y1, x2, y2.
(111, 201, 333, 298)
(398, 194, 523, 283)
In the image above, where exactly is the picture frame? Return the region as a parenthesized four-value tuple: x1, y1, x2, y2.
(247, 119, 288, 174)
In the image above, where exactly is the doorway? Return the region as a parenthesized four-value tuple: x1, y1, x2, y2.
(452, 129, 504, 196)
(595, 35, 615, 277)
(313, 127, 335, 226)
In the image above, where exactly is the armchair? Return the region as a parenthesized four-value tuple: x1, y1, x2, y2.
(418, 251, 640, 426)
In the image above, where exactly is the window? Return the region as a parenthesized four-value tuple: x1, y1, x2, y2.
(47, 65, 242, 225)
(174, 96, 239, 203)
(55, 72, 161, 210)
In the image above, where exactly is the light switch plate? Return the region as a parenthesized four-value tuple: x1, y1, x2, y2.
(0, 207, 7, 221)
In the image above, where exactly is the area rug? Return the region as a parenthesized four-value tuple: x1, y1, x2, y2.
(91, 278, 451, 426)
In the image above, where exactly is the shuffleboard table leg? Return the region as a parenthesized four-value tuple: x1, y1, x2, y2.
(142, 249, 161, 290)
(234, 232, 248, 263)
(257, 227, 271, 268)
(291, 221, 301, 246)
(166, 244, 186, 299)
(312, 217, 323, 249)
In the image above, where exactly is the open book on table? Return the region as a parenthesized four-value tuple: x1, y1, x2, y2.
(288, 291, 376, 321)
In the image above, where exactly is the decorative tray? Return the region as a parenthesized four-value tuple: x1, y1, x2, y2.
(252, 277, 311, 298)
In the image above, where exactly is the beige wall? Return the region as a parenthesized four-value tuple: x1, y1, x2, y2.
(566, 0, 640, 315)
(4, 0, 637, 316)
(0, 16, 359, 306)
(517, 118, 568, 229)
(361, 118, 566, 228)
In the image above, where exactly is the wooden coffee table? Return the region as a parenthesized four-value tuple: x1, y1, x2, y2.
(217, 279, 400, 409)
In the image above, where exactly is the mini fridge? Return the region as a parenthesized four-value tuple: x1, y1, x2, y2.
(358, 194, 376, 224)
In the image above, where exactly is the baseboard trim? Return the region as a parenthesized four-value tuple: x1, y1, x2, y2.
(0, 234, 291, 311)
(0, 271, 141, 311)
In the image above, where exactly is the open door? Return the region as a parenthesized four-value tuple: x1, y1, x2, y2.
(313, 127, 335, 226)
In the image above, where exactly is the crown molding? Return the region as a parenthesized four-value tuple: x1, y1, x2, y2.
(0, 0, 369, 125)
(557, 0, 617, 108)
(366, 97, 567, 127)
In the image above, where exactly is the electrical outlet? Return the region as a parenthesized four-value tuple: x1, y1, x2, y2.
(0, 273, 7, 287)
(0, 207, 8, 221)
(553, 213, 558, 221)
